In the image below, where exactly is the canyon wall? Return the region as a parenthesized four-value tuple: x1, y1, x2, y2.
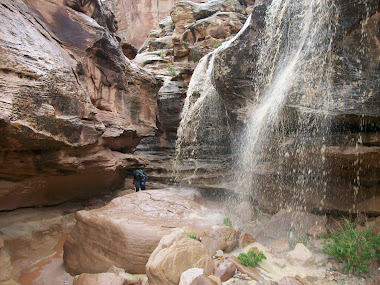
(0, 0, 160, 210)
(177, 0, 380, 214)
(103, 0, 208, 49)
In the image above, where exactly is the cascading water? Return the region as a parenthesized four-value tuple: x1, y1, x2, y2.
(174, 0, 379, 214)
(235, 0, 338, 208)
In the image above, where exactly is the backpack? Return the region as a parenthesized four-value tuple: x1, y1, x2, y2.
(135, 170, 147, 181)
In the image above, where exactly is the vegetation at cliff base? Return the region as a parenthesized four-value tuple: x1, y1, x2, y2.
(223, 217, 233, 227)
(184, 231, 197, 239)
(322, 220, 380, 274)
(238, 250, 267, 267)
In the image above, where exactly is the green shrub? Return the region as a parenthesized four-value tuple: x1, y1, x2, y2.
(158, 50, 166, 58)
(213, 40, 223, 49)
(189, 48, 201, 62)
(238, 250, 266, 267)
(322, 220, 380, 274)
(184, 231, 197, 239)
(223, 217, 233, 227)
(167, 63, 176, 76)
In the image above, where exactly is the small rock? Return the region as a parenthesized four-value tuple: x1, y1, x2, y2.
(214, 260, 237, 282)
(73, 273, 127, 285)
(208, 275, 222, 285)
(0, 250, 12, 282)
(201, 225, 238, 255)
(0, 235, 3, 249)
(146, 231, 214, 285)
(295, 275, 312, 285)
(278, 276, 303, 285)
(271, 238, 290, 255)
(305, 276, 319, 284)
(258, 280, 278, 285)
(286, 243, 315, 266)
(190, 274, 219, 285)
(180, 268, 204, 285)
(274, 259, 287, 269)
(248, 246, 260, 254)
(238, 232, 256, 248)
(107, 266, 141, 284)
(307, 224, 327, 238)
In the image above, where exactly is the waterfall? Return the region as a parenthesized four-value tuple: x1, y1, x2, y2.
(236, 0, 337, 206)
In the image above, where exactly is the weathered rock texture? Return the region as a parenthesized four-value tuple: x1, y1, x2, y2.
(146, 231, 214, 285)
(177, 0, 380, 214)
(133, 0, 251, 189)
(0, 0, 160, 210)
(63, 190, 223, 275)
(73, 273, 127, 285)
(103, 0, 208, 49)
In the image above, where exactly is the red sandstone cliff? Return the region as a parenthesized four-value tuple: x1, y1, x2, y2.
(103, 0, 207, 49)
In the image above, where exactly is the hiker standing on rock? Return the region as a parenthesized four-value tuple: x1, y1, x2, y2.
(133, 169, 148, 192)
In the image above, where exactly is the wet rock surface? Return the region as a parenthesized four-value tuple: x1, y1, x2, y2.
(177, 0, 380, 214)
(132, 0, 253, 190)
(63, 190, 223, 275)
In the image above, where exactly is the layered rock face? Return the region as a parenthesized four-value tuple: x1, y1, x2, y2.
(177, 0, 380, 213)
(132, 0, 252, 188)
(0, 0, 160, 210)
(103, 0, 208, 49)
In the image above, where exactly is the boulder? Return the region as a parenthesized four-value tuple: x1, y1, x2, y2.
(0, 205, 78, 281)
(146, 231, 214, 285)
(64, 190, 223, 275)
(307, 224, 327, 238)
(271, 238, 290, 255)
(227, 255, 263, 281)
(253, 210, 326, 246)
(286, 243, 315, 267)
(201, 225, 238, 255)
(179, 268, 204, 285)
(238, 232, 256, 248)
(73, 273, 127, 285)
(190, 274, 219, 285)
(213, 260, 237, 282)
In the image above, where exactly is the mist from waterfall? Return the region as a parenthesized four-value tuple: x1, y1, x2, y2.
(236, 0, 337, 206)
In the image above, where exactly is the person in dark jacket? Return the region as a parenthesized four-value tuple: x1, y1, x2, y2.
(132, 169, 147, 192)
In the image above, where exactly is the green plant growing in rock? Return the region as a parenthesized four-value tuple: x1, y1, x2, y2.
(158, 50, 166, 58)
(167, 63, 176, 76)
(184, 231, 197, 239)
(223, 217, 233, 227)
(238, 250, 267, 267)
(322, 220, 380, 274)
(189, 48, 201, 63)
(213, 40, 223, 49)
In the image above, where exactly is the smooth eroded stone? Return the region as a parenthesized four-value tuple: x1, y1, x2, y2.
(146, 231, 214, 285)
(64, 190, 222, 275)
(286, 243, 315, 267)
(73, 273, 127, 285)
